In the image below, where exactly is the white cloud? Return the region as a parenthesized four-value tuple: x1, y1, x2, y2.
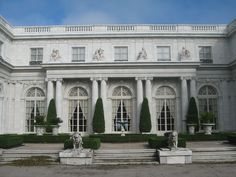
(62, 11, 117, 25)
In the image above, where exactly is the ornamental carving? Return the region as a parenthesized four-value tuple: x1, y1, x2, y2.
(93, 48, 105, 61)
(180, 47, 190, 60)
(50, 49, 61, 61)
(137, 48, 147, 60)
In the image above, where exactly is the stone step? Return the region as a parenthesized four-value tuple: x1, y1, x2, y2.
(1, 149, 60, 162)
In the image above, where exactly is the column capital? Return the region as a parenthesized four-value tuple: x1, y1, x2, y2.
(45, 78, 57, 82)
(180, 76, 190, 81)
(101, 77, 108, 81)
(56, 78, 63, 82)
(145, 77, 153, 81)
(135, 77, 145, 81)
(90, 77, 100, 81)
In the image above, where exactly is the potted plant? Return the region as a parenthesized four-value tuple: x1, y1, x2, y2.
(186, 97, 199, 135)
(34, 115, 46, 136)
(50, 117, 63, 135)
(200, 112, 215, 135)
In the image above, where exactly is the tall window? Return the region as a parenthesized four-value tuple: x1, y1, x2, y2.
(72, 47, 85, 62)
(68, 87, 89, 132)
(198, 85, 218, 128)
(114, 47, 128, 61)
(199, 46, 212, 63)
(157, 46, 171, 61)
(0, 41, 3, 58)
(25, 87, 46, 132)
(156, 86, 176, 132)
(112, 86, 132, 132)
(30, 48, 43, 65)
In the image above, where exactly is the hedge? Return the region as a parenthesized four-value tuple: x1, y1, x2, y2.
(64, 137, 101, 150)
(139, 98, 151, 133)
(148, 137, 186, 149)
(0, 134, 23, 149)
(22, 134, 70, 143)
(227, 134, 236, 145)
(89, 134, 157, 143)
(179, 132, 235, 141)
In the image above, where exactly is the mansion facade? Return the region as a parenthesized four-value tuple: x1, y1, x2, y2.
(0, 16, 236, 135)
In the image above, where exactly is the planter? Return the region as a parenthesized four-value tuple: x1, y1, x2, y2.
(35, 125, 46, 136)
(202, 123, 215, 135)
(52, 125, 60, 135)
(187, 124, 196, 135)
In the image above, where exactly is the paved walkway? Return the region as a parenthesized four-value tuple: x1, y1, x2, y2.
(1, 163, 236, 177)
(8, 141, 235, 150)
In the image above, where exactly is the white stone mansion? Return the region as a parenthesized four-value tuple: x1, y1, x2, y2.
(0, 16, 236, 135)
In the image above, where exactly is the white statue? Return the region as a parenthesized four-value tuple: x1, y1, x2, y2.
(71, 132, 83, 151)
(180, 47, 190, 60)
(93, 48, 105, 61)
(168, 131, 178, 150)
(137, 48, 147, 60)
(50, 49, 61, 61)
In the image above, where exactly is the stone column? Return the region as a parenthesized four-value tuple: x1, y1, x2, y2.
(101, 78, 107, 132)
(181, 77, 188, 132)
(136, 78, 143, 133)
(47, 79, 54, 107)
(145, 78, 154, 132)
(91, 78, 98, 133)
(56, 79, 63, 118)
(190, 77, 197, 98)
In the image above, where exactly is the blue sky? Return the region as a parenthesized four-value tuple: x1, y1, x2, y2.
(0, 0, 236, 26)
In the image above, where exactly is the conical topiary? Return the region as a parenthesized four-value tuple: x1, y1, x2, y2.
(186, 97, 199, 125)
(46, 99, 57, 125)
(139, 97, 152, 133)
(92, 98, 105, 133)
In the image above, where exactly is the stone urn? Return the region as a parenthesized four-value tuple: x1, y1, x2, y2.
(202, 123, 215, 135)
(187, 124, 197, 135)
(35, 125, 46, 136)
(52, 125, 60, 136)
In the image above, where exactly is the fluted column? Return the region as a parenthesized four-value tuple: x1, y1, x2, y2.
(47, 79, 54, 107)
(136, 78, 143, 133)
(190, 77, 197, 98)
(101, 78, 107, 132)
(181, 77, 188, 132)
(56, 79, 62, 118)
(145, 78, 154, 132)
(91, 78, 98, 116)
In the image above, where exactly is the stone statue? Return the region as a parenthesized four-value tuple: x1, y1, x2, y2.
(50, 49, 61, 61)
(93, 48, 104, 61)
(71, 132, 83, 151)
(180, 47, 190, 60)
(137, 48, 147, 60)
(167, 131, 178, 150)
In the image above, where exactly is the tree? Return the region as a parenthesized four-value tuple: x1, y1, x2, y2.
(92, 98, 105, 133)
(186, 97, 199, 125)
(139, 98, 151, 133)
(46, 99, 57, 125)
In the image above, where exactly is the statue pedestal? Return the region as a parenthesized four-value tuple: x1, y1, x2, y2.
(158, 148, 192, 164)
(59, 149, 93, 165)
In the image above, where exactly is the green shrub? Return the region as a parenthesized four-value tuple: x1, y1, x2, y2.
(64, 137, 101, 150)
(35, 115, 46, 125)
(46, 99, 57, 125)
(0, 135, 23, 148)
(200, 112, 215, 124)
(179, 132, 234, 141)
(92, 98, 105, 133)
(186, 97, 199, 125)
(148, 136, 186, 149)
(139, 98, 151, 133)
(22, 134, 70, 143)
(227, 134, 236, 145)
(89, 134, 157, 143)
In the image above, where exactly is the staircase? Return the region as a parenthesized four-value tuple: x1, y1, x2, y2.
(0, 149, 60, 163)
(93, 149, 158, 165)
(191, 147, 236, 162)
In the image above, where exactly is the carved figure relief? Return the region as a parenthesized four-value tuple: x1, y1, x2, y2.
(50, 49, 61, 61)
(93, 48, 105, 61)
(180, 47, 190, 60)
(137, 48, 147, 60)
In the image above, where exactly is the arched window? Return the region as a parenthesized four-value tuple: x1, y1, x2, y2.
(25, 87, 46, 132)
(156, 86, 176, 132)
(68, 87, 89, 132)
(198, 85, 218, 127)
(112, 86, 132, 132)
